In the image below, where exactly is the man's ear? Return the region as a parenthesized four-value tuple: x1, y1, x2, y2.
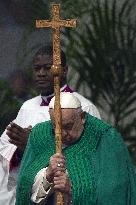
(49, 108, 53, 117)
(81, 111, 86, 125)
(63, 66, 68, 75)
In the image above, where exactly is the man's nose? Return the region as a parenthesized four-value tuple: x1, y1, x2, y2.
(62, 129, 67, 137)
(38, 67, 46, 75)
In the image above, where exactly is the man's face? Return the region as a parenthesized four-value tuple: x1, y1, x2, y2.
(33, 54, 54, 96)
(50, 108, 85, 146)
(33, 54, 67, 96)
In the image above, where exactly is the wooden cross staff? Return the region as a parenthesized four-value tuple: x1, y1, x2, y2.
(36, 4, 76, 205)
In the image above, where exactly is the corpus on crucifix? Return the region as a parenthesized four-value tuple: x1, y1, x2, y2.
(36, 4, 76, 205)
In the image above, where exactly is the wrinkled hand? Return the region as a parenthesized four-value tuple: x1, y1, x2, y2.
(46, 153, 66, 183)
(54, 170, 72, 196)
(6, 122, 32, 151)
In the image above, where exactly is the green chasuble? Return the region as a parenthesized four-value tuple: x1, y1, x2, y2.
(16, 114, 136, 205)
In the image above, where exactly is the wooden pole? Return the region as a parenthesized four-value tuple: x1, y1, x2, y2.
(36, 4, 76, 204)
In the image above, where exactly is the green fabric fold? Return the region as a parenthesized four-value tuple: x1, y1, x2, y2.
(16, 114, 136, 205)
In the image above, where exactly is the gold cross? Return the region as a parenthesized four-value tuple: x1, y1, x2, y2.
(36, 4, 76, 205)
(36, 3, 76, 66)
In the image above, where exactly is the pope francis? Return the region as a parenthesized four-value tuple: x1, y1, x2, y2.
(16, 93, 136, 205)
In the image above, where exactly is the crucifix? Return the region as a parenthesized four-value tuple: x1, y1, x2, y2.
(36, 4, 76, 205)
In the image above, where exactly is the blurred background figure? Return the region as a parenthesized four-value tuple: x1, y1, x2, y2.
(0, 68, 32, 135)
(9, 69, 32, 103)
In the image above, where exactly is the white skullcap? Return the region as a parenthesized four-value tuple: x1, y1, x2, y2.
(49, 92, 81, 109)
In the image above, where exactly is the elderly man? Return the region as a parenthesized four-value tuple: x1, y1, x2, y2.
(0, 46, 100, 205)
(16, 93, 136, 205)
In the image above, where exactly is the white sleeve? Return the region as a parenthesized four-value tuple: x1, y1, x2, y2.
(0, 125, 17, 193)
(0, 126, 17, 162)
(31, 168, 53, 204)
(0, 104, 28, 191)
(0, 103, 30, 162)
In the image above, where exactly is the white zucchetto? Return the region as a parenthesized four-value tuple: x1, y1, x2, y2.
(49, 92, 81, 109)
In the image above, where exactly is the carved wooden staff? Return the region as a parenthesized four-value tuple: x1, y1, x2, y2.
(36, 4, 76, 205)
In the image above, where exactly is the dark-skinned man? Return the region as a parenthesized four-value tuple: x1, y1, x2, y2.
(0, 45, 100, 205)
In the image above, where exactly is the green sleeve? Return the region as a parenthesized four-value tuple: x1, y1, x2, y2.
(94, 128, 136, 205)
